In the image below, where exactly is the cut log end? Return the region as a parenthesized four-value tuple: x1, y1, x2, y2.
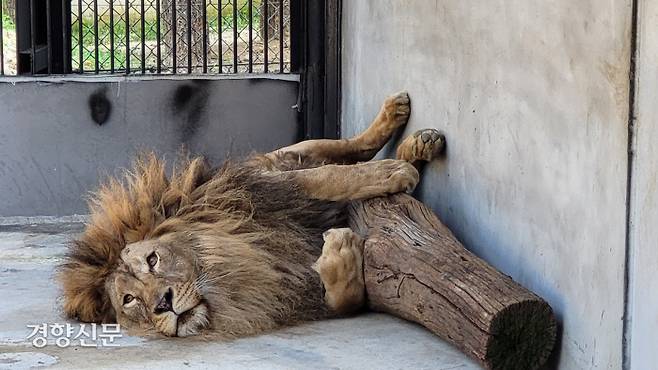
(485, 299, 557, 370)
(349, 194, 558, 370)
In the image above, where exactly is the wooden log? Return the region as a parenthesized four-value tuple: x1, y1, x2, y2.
(348, 193, 557, 370)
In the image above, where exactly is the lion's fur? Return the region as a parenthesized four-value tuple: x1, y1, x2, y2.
(58, 153, 345, 335)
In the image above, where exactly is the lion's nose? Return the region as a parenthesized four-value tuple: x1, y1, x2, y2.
(154, 288, 173, 314)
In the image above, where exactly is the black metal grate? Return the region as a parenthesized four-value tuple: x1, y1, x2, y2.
(0, 0, 291, 75)
(0, 1, 4, 76)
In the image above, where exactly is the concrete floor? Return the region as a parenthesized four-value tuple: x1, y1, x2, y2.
(0, 221, 480, 370)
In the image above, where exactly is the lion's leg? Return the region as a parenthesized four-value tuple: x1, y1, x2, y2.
(396, 128, 446, 166)
(283, 159, 419, 201)
(266, 91, 411, 165)
(312, 228, 365, 315)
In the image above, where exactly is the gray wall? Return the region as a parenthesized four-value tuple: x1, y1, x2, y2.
(627, 1, 658, 368)
(342, 1, 631, 369)
(0, 76, 300, 217)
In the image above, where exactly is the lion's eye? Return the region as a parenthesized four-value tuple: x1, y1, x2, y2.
(123, 294, 134, 305)
(146, 252, 158, 269)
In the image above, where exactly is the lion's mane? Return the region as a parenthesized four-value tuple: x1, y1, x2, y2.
(58, 153, 344, 335)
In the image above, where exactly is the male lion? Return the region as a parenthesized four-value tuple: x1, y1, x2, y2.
(58, 92, 445, 337)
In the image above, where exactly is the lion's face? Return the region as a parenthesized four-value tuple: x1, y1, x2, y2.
(105, 233, 210, 337)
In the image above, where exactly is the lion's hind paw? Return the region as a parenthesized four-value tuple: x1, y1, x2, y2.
(313, 228, 366, 315)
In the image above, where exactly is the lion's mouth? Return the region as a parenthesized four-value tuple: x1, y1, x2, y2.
(174, 302, 209, 337)
(177, 307, 196, 325)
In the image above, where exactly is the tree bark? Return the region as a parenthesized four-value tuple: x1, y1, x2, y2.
(259, 0, 289, 68)
(260, 0, 288, 41)
(348, 194, 557, 370)
(161, 0, 205, 72)
(3, 0, 16, 23)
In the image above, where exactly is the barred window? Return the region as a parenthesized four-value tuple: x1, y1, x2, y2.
(0, 0, 291, 76)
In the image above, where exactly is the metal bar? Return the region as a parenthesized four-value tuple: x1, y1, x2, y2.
(63, 0, 70, 73)
(156, 0, 161, 73)
(78, 0, 83, 72)
(125, 0, 130, 74)
(172, 0, 177, 73)
(140, 0, 145, 73)
(47, 0, 53, 74)
(263, 0, 268, 73)
(247, 0, 252, 73)
(88, 59, 273, 72)
(218, 0, 222, 73)
(202, 0, 207, 73)
(1, 0, 5, 75)
(186, 0, 191, 73)
(94, 0, 99, 73)
(278, 0, 283, 72)
(232, 0, 237, 72)
(324, 0, 342, 138)
(30, 0, 36, 74)
(298, 0, 328, 139)
(110, 0, 114, 73)
(288, 0, 301, 72)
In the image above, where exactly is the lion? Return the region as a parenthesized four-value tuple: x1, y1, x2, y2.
(57, 91, 445, 338)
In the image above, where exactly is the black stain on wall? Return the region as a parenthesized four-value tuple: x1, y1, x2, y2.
(171, 80, 210, 143)
(173, 84, 195, 111)
(88, 88, 112, 126)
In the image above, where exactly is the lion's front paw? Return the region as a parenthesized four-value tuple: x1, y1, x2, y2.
(312, 228, 365, 315)
(382, 91, 411, 129)
(397, 128, 446, 163)
(377, 159, 420, 194)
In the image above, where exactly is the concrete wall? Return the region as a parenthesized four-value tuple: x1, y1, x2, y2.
(627, 1, 658, 368)
(0, 76, 300, 217)
(342, 1, 632, 369)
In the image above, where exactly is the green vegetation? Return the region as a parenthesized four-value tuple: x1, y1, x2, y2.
(72, 2, 265, 71)
(2, 9, 14, 31)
